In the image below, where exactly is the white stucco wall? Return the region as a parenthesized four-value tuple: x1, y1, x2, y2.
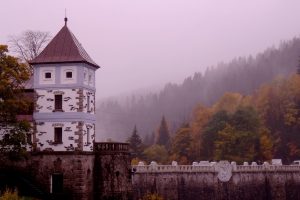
(39, 67, 56, 85)
(36, 88, 95, 114)
(36, 89, 80, 113)
(82, 89, 95, 114)
(36, 121, 93, 151)
(60, 66, 77, 84)
(83, 67, 95, 87)
(82, 123, 95, 151)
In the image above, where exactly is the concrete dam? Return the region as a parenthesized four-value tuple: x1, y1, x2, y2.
(132, 161, 300, 200)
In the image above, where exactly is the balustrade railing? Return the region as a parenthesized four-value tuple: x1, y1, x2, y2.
(132, 162, 300, 173)
(94, 142, 129, 152)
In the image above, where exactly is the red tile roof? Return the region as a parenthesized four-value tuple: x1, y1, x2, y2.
(29, 24, 100, 69)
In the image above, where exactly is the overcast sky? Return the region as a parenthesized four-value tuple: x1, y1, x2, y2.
(1, 0, 300, 100)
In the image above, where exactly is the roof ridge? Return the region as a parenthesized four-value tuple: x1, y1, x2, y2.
(69, 28, 98, 65)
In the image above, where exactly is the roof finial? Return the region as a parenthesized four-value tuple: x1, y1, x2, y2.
(64, 9, 68, 26)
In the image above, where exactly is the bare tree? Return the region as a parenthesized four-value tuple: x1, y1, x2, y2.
(9, 30, 51, 63)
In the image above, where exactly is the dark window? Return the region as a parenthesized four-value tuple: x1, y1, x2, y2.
(54, 127, 62, 144)
(52, 173, 63, 193)
(87, 128, 90, 144)
(87, 95, 90, 112)
(45, 72, 51, 79)
(54, 95, 62, 110)
(66, 71, 72, 78)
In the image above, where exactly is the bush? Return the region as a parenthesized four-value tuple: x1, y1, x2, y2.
(141, 193, 164, 200)
(0, 188, 21, 200)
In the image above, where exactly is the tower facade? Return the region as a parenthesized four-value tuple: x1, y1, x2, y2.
(30, 19, 100, 152)
(19, 19, 133, 200)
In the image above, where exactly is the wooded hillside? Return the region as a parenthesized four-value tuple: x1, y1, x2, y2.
(96, 37, 300, 141)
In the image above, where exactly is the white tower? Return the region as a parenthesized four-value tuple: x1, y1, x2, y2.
(29, 18, 100, 152)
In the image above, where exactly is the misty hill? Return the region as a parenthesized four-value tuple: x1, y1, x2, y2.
(96, 37, 300, 141)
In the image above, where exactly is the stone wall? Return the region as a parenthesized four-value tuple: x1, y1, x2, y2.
(0, 143, 132, 200)
(33, 153, 94, 199)
(132, 162, 300, 200)
(94, 142, 133, 200)
(0, 152, 95, 199)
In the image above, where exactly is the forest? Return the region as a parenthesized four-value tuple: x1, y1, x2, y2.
(128, 74, 300, 164)
(97, 37, 300, 142)
(96, 37, 300, 164)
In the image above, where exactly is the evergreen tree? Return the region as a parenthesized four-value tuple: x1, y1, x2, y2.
(127, 125, 143, 158)
(200, 110, 230, 160)
(156, 116, 170, 147)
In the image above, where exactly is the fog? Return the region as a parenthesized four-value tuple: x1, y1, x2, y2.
(1, 0, 300, 100)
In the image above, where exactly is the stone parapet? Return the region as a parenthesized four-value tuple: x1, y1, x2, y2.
(94, 142, 129, 153)
(133, 163, 300, 173)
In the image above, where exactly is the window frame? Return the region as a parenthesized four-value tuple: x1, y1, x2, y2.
(87, 127, 90, 144)
(54, 94, 63, 111)
(40, 67, 55, 84)
(87, 95, 90, 112)
(45, 72, 52, 79)
(88, 74, 92, 84)
(66, 71, 73, 79)
(54, 127, 63, 144)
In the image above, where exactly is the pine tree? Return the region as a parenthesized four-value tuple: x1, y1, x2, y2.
(127, 125, 143, 158)
(156, 116, 170, 147)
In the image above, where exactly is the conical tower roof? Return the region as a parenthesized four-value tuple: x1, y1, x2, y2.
(29, 19, 100, 68)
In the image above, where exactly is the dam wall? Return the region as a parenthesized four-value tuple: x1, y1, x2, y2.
(132, 161, 300, 200)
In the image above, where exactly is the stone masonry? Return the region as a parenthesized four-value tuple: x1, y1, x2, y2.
(132, 161, 300, 200)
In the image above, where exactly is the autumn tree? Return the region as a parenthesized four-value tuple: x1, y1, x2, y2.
(170, 124, 193, 164)
(190, 104, 213, 160)
(254, 75, 300, 162)
(127, 125, 144, 159)
(0, 45, 32, 159)
(212, 92, 243, 114)
(156, 116, 170, 147)
(213, 107, 262, 163)
(143, 145, 169, 164)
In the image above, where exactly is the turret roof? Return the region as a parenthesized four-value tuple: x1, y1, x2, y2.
(29, 21, 100, 68)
